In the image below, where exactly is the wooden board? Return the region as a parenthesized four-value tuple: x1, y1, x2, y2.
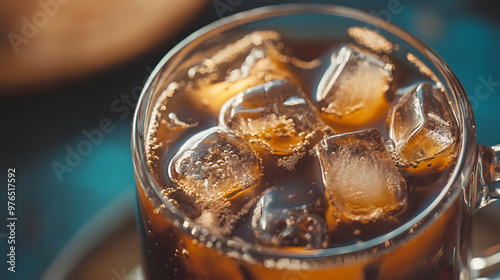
(0, 0, 209, 93)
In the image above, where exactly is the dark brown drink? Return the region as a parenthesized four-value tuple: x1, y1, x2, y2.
(136, 26, 463, 280)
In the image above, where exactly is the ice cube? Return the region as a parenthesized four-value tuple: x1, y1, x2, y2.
(251, 182, 328, 249)
(386, 83, 458, 173)
(188, 31, 297, 114)
(220, 79, 323, 156)
(169, 127, 262, 207)
(313, 44, 394, 130)
(314, 129, 407, 221)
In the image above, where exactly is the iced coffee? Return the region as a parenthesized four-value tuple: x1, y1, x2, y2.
(136, 27, 461, 279)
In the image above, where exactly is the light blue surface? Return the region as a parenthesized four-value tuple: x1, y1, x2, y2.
(1, 122, 135, 280)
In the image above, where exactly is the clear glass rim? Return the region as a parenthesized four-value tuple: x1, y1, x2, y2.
(132, 4, 472, 263)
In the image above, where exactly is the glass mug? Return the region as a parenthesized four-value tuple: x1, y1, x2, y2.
(132, 5, 500, 280)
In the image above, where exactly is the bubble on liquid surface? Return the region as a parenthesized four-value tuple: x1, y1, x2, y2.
(313, 44, 394, 130)
(251, 182, 328, 249)
(314, 129, 407, 222)
(147, 112, 198, 168)
(220, 79, 323, 157)
(386, 82, 458, 173)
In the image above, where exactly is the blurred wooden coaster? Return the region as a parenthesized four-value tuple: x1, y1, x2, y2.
(41, 190, 143, 280)
(0, 0, 209, 93)
(65, 217, 143, 280)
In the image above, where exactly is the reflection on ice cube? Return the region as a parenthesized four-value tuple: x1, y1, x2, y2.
(220, 79, 323, 156)
(169, 127, 262, 207)
(187, 31, 296, 114)
(387, 83, 458, 173)
(251, 182, 328, 249)
(314, 44, 394, 130)
(314, 129, 406, 222)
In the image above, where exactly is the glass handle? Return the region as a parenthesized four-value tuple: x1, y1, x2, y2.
(476, 144, 500, 210)
(471, 144, 500, 279)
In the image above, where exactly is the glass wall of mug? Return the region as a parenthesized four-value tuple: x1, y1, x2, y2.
(132, 5, 498, 280)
